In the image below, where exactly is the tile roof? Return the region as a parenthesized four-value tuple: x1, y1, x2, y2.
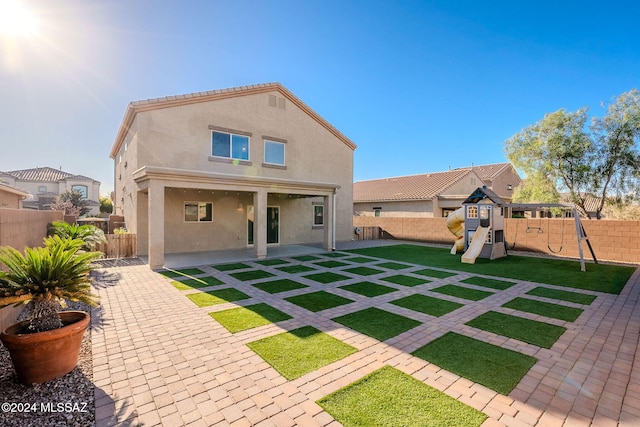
(353, 163, 513, 203)
(3, 167, 96, 183)
(354, 169, 472, 202)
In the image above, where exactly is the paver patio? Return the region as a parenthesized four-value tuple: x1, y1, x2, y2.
(91, 240, 640, 426)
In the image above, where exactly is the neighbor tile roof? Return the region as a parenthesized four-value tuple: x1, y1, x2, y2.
(354, 169, 472, 202)
(462, 162, 510, 181)
(3, 167, 96, 183)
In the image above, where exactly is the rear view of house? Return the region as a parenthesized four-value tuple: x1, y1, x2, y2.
(110, 83, 356, 269)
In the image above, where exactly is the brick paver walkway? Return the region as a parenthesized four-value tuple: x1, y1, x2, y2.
(92, 241, 640, 426)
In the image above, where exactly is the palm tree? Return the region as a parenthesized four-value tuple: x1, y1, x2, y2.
(50, 221, 107, 252)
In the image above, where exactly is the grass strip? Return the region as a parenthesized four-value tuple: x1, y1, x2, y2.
(158, 267, 205, 278)
(348, 244, 634, 294)
(526, 287, 597, 305)
(186, 288, 251, 307)
(212, 262, 252, 271)
(338, 281, 398, 298)
(461, 276, 517, 290)
(321, 252, 350, 258)
(252, 278, 308, 294)
(375, 261, 412, 270)
(314, 260, 349, 268)
(502, 297, 584, 322)
(343, 266, 385, 276)
(412, 332, 537, 395)
(303, 272, 351, 284)
(230, 270, 275, 281)
(343, 256, 377, 263)
(171, 276, 224, 290)
(413, 268, 458, 279)
(466, 311, 566, 349)
(256, 259, 289, 266)
(390, 294, 464, 317)
(285, 291, 353, 312)
(209, 303, 292, 333)
(276, 264, 316, 274)
(247, 326, 357, 380)
(430, 284, 494, 301)
(291, 255, 321, 261)
(332, 307, 421, 342)
(317, 365, 487, 427)
(381, 274, 431, 287)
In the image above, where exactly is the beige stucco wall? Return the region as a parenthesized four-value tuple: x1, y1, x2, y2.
(0, 189, 23, 209)
(116, 88, 354, 256)
(486, 166, 521, 202)
(354, 200, 435, 217)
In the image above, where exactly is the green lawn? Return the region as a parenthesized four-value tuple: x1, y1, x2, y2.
(332, 307, 421, 342)
(343, 256, 377, 263)
(276, 265, 316, 274)
(314, 260, 350, 268)
(230, 270, 275, 281)
(171, 276, 224, 290)
(303, 272, 351, 284)
(460, 276, 517, 290)
(431, 284, 494, 301)
(339, 281, 398, 297)
(256, 259, 289, 266)
(285, 291, 354, 312)
(526, 287, 597, 305)
(186, 288, 251, 307)
(292, 255, 321, 261)
(317, 366, 487, 427)
(158, 267, 205, 278)
(381, 274, 431, 287)
(213, 262, 252, 271)
(466, 311, 566, 348)
(412, 332, 537, 395)
(343, 266, 385, 276)
(348, 244, 634, 294)
(390, 294, 464, 317)
(209, 303, 292, 333)
(413, 268, 458, 279)
(247, 326, 357, 380)
(375, 261, 412, 270)
(251, 278, 308, 294)
(502, 297, 583, 322)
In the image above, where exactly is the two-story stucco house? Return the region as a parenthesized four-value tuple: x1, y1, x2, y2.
(0, 182, 29, 209)
(110, 83, 356, 269)
(0, 167, 101, 215)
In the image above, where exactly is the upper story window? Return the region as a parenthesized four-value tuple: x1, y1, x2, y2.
(71, 185, 88, 198)
(38, 185, 47, 193)
(212, 131, 249, 161)
(264, 140, 285, 166)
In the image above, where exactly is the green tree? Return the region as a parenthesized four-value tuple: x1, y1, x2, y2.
(99, 196, 113, 214)
(52, 190, 90, 217)
(504, 89, 640, 219)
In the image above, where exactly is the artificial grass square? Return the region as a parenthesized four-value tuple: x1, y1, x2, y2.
(277, 264, 317, 274)
(412, 332, 537, 395)
(158, 267, 205, 278)
(209, 303, 292, 333)
(256, 259, 289, 266)
(186, 288, 251, 307)
(413, 268, 458, 279)
(526, 287, 597, 305)
(390, 294, 464, 317)
(321, 252, 350, 258)
(430, 284, 494, 301)
(348, 244, 635, 294)
(291, 255, 321, 261)
(502, 297, 584, 322)
(332, 307, 421, 342)
(285, 291, 354, 312)
(247, 325, 357, 380)
(343, 266, 385, 276)
(314, 260, 349, 268)
(171, 276, 224, 290)
(338, 281, 398, 298)
(466, 311, 566, 349)
(343, 256, 377, 263)
(304, 272, 351, 284)
(252, 278, 308, 294)
(213, 262, 252, 271)
(230, 269, 275, 281)
(461, 276, 517, 290)
(375, 261, 412, 270)
(317, 365, 487, 427)
(381, 274, 431, 287)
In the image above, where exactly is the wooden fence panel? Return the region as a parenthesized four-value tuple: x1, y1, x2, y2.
(95, 234, 137, 258)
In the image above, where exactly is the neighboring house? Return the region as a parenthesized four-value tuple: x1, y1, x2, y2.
(354, 162, 521, 218)
(110, 83, 357, 269)
(0, 181, 29, 209)
(0, 167, 101, 215)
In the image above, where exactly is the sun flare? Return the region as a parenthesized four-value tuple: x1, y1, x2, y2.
(0, 0, 37, 37)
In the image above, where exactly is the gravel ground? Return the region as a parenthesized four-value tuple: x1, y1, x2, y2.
(0, 303, 94, 427)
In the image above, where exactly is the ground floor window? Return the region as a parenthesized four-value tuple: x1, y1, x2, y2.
(313, 204, 324, 226)
(185, 202, 212, 222)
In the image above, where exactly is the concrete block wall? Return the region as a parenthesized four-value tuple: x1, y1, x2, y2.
(0, 208, 64, 252)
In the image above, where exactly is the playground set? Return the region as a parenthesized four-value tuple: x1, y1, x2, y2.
(446, 187, 597, 271)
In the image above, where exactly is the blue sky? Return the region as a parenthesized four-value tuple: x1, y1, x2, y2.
(1, 0, 638, 196)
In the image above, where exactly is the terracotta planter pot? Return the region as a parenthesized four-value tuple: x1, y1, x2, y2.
(0, 311, 90, 384)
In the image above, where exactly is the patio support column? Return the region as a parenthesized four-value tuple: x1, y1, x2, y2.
(147, 180, 165, 269)
(323, 190, 335, 251)
(253, 189, 267, 259)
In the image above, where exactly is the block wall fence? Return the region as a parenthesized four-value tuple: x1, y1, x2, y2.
(353, 216, 640, 265)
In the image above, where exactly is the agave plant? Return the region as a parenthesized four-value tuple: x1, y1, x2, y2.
(0, 236, 101, 332)
(50, 221, 107, 252)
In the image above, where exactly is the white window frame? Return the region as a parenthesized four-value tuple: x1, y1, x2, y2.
(71, 185, 88, 199)
(211, 130, 250, 161)
(184, 202, 213, 223)
(467, 206, 478, 219)
(264, 140, 285, 166)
